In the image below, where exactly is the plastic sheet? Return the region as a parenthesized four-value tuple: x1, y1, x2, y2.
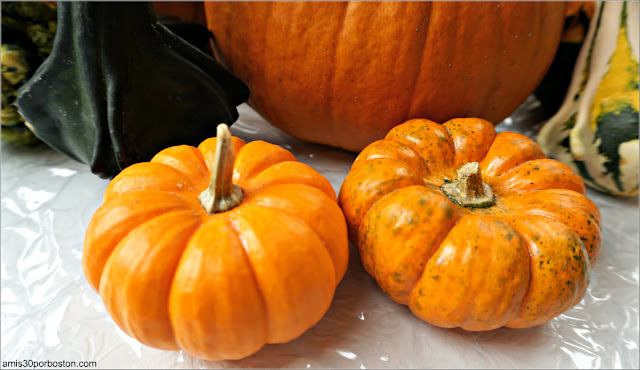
(1, 101, 638, 368)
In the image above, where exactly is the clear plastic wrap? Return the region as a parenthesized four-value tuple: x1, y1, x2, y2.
(1, 102, 638, 368)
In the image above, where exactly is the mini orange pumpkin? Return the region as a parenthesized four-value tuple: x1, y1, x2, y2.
(339, 118, 601, 330)
(83, 124, 349, 361)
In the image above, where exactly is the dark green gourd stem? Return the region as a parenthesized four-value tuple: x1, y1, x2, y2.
(441, 162, 495, 208)
(199, 124, 243, 214)
(14, 2, 249, 178)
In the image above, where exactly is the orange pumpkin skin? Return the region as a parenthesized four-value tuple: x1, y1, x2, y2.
(204, 1, 566, 151)
(338, 118, 601, 330)
(83, 135, 349, 361)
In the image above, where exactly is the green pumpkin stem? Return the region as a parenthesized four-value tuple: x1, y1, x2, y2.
(441, 162, 495, 208)
(199, 124, 243, 214)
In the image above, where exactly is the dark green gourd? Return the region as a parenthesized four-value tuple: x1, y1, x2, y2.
(16, 2, 249, 178)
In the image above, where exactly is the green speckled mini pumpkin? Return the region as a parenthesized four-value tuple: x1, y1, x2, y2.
(338, 117, 602, 330)
(538, 1, 639, 196)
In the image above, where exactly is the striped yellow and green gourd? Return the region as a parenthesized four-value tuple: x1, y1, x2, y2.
(1, 1, 56, 145)
(537, 1, 639, 196)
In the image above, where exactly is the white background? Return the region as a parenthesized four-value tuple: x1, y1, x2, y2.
(2, 102, 638, 368)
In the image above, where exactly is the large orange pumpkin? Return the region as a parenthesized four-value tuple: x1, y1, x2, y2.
(204, 1, 566, 151)
(338, 118, 601, 330)
(83, 125, 349, 361)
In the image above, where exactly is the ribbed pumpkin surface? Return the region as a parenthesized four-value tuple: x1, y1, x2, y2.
(338, 118, 601, 330)
(205, 1, 566, 151)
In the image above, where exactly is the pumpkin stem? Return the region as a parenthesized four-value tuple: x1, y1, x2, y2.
(441, 162, 495, 208)
(198, 124, 244, 214)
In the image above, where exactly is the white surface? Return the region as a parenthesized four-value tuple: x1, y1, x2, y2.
(1, 103, 638, 368)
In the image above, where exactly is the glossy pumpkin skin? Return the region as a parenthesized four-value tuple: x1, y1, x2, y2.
(83, 135, 349, 361)
(205, 1, 566, 151)
(339, 118, 601, 330)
